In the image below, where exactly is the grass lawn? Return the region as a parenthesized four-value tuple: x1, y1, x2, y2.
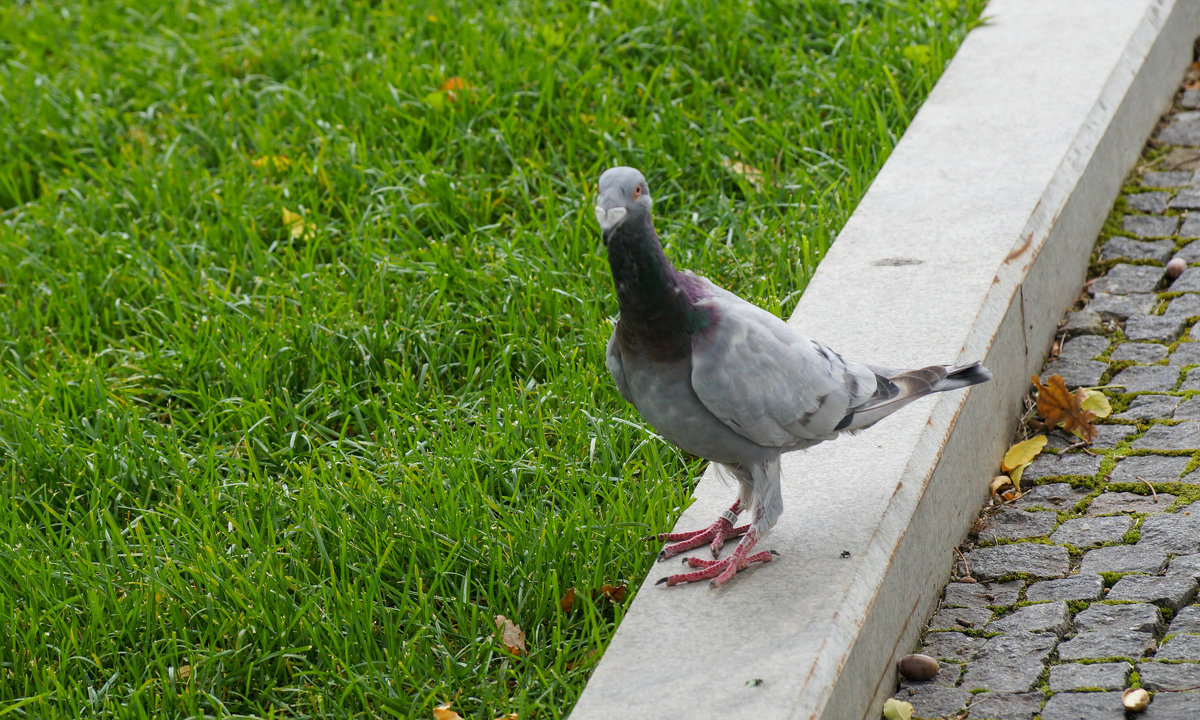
(0, 0, 983, 717)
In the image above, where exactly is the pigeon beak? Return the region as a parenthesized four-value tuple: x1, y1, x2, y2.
(595, 205, 627, 232)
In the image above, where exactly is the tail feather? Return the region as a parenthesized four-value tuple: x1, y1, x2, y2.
(837, 361, 990, 432)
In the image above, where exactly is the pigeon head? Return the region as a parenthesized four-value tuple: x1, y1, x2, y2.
(595, 166, 653, 237)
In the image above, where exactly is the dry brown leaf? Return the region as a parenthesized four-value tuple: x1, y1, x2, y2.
(177, 664, 191, 680)
(559, 587, 576, 613)
(720, 157, 764, 188)
(493, 715, 519, 720)
(597, 583, 627, 603)
(433, 703, 464, 720)
(1032, 374, 1097, 443)
(440, 76, 472, 103)
(494, 614, 526, 656)
(989, 475, 1012, 495)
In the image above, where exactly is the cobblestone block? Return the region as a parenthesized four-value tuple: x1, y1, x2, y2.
(1056, 629, 1156, 660)
(1015, 483, 1088, 510)
(1133, 422, 1200, 451)
(1124, 215, 1180, 237)
(1180, 367, 1200, 391)
(1092, 424, 1135, 448)
(1185, 89, 1200, 109)
(1125, 192, 1173, 213)
(929, 607, 993, 631)
(1172, 186, 1200, 209)
(1025, 574, 1104, 602)
(1124, 314, 1189, 343)
(1116, 395, 1181, 420)
(943, 581, 1023, 608)
(1050, 515, 1132, 547)
(986, 601, 1070, 636)
(1102, 236, 1176, 262)
(1039, 692, 1126, 720)
(921, 631, 988, 662)
(1141, 691, 1200, 720)
(1074, 602, 1163, 633)
(1171, 266, 1200, 291)
(1108, 574, 1199, 610)
(1138, 512, 1200, 553)
(1110, 364, 1181, 391)
(1167, 555, 1200, 580)
(1062, 308, 1105, 335)
(961, 632, 1058, 692)
(966, 691, 1044, 720)
(1161, 111, 1200, 145)
(1180, 213, 1200, 239)
(1167, 605, 1200, 634)
(1138, 662, 1200, 691)
(1041, 358, 1107, 387)
(1087, 491, 1177, 515)
(1157, 633, 1200, 661)
(1093, 264, 1165, 294)
(1109, 455, 1190, 484)
(1171, 397, 1200, 419)
(1144, 171, 1194, 187)
(1023, 453, 1101, 481)
(1169, 341, 1200, 365)
(893, 684, 971, 719)
(1080, 544, 1167, 574)
(1058, 335, 1110, 362)
(963, 544, 1070, 580)
(978, 509, 1058, 541)
(1165, 293, 1200, 318)
(1110, 342, 1168, 363)
(1092, 292, 1160, 321)
(1047, 661, 1130, 692)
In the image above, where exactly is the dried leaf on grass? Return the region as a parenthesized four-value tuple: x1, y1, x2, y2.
(281, 207, 312, 241)
(559, 587, 576, 613)
(720, 157, 764, 188)
(597, 583, 627, 603)
(433, 704, 464, 720)
(1032, 374, 1097, 443)
(494, 614, 526, 656)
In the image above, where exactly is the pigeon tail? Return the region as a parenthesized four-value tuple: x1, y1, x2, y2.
(837, 361, 989, 432)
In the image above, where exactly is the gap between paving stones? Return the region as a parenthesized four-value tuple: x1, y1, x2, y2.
(896, 48, 1200, 720)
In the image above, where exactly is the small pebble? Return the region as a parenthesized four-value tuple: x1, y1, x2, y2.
(897, 653, 939, 681)
(1167, 257, 1186, 279)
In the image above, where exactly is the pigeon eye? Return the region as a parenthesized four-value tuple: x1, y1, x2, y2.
(633, 184, 642, 199)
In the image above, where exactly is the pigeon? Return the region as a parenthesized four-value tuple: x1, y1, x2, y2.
(595, 166, 991, 588)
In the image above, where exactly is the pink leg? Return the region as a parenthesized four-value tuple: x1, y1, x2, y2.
(654, 500, 751, 560)
(656, 530, 778, 588)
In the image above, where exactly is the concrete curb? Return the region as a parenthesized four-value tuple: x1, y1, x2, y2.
(569, 2, 1200, 719)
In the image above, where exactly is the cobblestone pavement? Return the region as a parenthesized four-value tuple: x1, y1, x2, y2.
(892, 72, 1200, 718)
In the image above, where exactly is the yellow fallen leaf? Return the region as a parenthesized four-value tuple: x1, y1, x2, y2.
(433, 703, 463, 720)
(281, 207, 310, 240)
(494, 614, 526, 656)
(1001, 435, 1047, 472)
(883, 698, 914, 720)
(990, 475, 1012, 495)
(1081, 389, 1112, 419)
(1009, 462, 1028, 493)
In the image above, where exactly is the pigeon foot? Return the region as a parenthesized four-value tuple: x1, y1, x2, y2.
(655, 532, 776, 588)
(654, 500, 749, 560)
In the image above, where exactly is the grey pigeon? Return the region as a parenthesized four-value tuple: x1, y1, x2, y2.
(595, 166, 991, 587)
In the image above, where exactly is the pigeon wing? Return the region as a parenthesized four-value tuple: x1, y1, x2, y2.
(689, 279, 878, 448)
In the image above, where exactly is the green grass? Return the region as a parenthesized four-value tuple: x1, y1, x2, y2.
(0, 0, 985, 717)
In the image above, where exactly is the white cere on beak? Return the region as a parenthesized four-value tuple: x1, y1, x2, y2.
(595, 205, 627, 231)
